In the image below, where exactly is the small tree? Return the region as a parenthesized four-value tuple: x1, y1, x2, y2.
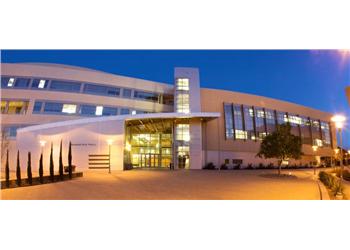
(27, 152, 32, 185)
(68, 141, 72, 179)
(5, 150, 10, 188)
(50, 142, 54, 182)
(16, 150, 21, 186)
(257, 123, 302, 175)
(59, 140, 63, 180)
(39, 153, 44, 184)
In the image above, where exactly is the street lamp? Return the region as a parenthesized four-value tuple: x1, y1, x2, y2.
(107, 139, 113, 174)
(312, 145, 318, 175)
(331, 114, 346, 182)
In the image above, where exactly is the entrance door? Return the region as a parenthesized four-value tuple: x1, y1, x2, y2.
(140, 154, 160, 168)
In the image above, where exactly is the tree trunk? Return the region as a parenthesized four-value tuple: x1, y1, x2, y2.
(278, 160, 282, 175)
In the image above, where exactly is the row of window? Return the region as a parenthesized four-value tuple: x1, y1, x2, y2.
(224, 103, 332, 147)
(1, 99, 149, 116)
(33, 101, 148, 116)
(1, 76, 174, 105)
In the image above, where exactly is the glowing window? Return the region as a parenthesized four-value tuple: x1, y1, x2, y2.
(7, 78, 15, 87)
(95, 106, 103, 116)
(38, 80, 46, 88)
(131, 110, 137, 115)
(62, 104, 77, 114)
(176, 124, 190, 142)
(235, 130, 247, 140)
(176, 78, 189, 91)
(176, 93, 190, 113)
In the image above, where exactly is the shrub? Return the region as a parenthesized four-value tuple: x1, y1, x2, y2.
(50, 142, 54, 182)
(59, 140, 63, 180)
(27, 152, 32, 185)
(16, 150, 21, 186)
(203, 162, 216, 170)
(68, 141, 72, 179)
(267, 163, 274, 169)
(233, 164, 241, 170)
(257, 163, 265, 169)
(319, 171, 344, 196)
(5, 150, 10, 188)
(220, 164, 228, 170)
(246, 163, 254, 170)
(39, 153, 44, 184)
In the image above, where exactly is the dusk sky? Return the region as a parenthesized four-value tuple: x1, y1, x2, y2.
(1, 50, 349, 147)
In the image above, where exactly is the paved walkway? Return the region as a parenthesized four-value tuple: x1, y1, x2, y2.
(1, 169, 322, 200)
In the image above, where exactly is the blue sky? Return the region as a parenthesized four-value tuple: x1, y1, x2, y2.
(1, 50, 349, 147)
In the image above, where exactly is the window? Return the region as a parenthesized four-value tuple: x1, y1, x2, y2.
(265, 109, 276, 134)
(176, 124, 190, 142)
(83, 83, 120, 97)
(224, 159, 230, 164)
(1, 100, 7, 113)
(7, 77, 15, 87)
(95, 106, 103, 116)
(311, 119, 321, 145)
(102, 107, 118, 116)
(224, 104, 234, 139)
(276, 111, 287, 125)
(80, 105, 96, 116)
(7, 101, 29, 114)
(2, 125, 26, 138)
(254, 107, 265, 140)
(32, 79, 48, 89)
(1, 77, 11, 87)
(321, 121, 331, 146)
(44, 102, 63, 113)
(287, 114, 301, 137)
(14, 78, 30, 88)
(120, 108, 130, 115)
(134, 91, 159, 102)
(122, 88, 132, 98)
(243, 106, 255, 140)
(62, 104, 77, 114)
(300, 116, 312, 145)
(33, 101, 43, 113)
(176, 78, 190, 91)
(176, 93, 190, 113)
(233, 104, 245, 139)
(50, 80, 81, 92)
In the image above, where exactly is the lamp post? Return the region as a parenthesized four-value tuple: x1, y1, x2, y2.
(312, 145, 318, 175)
(107, 139, 113, 174)
(331, 114, 346, 182)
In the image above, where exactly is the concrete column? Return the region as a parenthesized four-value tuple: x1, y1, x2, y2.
(189, 119, 203, 169)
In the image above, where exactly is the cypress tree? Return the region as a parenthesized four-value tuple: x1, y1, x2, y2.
(50, 142, 54, 182)
(68, 141, 72, 179)
(5, 150, 10, 188)
(16, 150, 21, 186)
(39, 153, 43, 184)
(27, 152, 32, 185)
(59, 140, 63, 180)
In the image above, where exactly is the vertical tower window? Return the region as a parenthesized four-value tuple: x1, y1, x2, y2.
(176, 78, 190, 91)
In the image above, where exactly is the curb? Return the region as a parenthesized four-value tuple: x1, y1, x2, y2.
(317, 180, 330, 200)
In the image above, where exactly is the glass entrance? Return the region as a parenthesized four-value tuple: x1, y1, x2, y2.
(140, 153, 160, 168)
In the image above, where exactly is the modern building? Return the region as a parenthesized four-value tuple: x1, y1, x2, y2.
(1, 63, 336, 171)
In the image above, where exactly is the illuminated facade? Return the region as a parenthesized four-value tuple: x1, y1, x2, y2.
(1, 63, 336, 170)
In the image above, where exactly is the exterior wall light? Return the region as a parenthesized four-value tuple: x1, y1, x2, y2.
(39, 140, 46, 147)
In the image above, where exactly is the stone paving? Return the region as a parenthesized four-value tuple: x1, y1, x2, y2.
(0, 169, 322, 200)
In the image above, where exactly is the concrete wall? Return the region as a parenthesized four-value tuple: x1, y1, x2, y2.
(15, 118, 125, 172)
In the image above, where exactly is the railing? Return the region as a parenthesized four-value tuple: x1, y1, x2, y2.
(88, 154, 111, 173)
